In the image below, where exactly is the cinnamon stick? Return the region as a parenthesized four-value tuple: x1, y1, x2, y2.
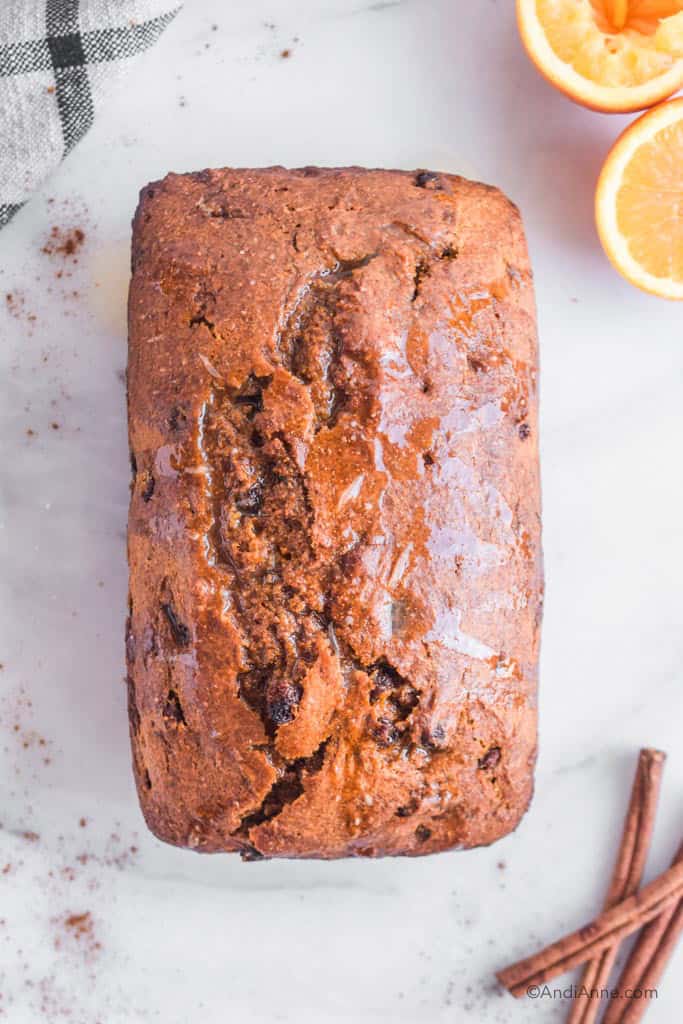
(566, 749, 666, 1024)
(496, 859, 683, 997)
(619, 896, 683, 1024)
(602, 840, 683, 1024)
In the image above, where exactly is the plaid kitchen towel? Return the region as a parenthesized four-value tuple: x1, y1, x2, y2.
(0, 0, 182, 230)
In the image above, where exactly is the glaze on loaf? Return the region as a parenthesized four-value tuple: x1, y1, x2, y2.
(126, 167, 542, 859)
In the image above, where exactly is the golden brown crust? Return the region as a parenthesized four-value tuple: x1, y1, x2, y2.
(126, 166, 542, 859)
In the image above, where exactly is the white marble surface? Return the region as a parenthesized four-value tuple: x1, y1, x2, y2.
(1, 1, 682, 1021)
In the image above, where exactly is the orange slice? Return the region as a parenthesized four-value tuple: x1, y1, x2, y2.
(517, 0, 683, 112)
(596, 98, 683, 299)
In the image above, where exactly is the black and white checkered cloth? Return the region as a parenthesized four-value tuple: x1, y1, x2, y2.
(0, 0, 182, 230)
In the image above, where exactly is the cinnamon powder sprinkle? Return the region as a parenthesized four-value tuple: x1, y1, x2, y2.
(41, 226, 85, 259)
(64, 911, 93, 938)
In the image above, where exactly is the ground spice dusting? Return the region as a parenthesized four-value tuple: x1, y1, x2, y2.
(4, 203, 89, 337)
(51, 910, 103, 994)
(5, 290, 37, 324)
(41, 226, 85, 259)
(0, 821, 141, 1018)
(62, 911, 100, 955)
(0, 685, 143, 1019)
(64, 911, 92, 937)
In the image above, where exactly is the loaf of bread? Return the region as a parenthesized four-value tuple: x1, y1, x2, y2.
(126, 166, 542, 860)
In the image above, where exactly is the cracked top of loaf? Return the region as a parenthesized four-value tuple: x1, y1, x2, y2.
(126, 166, 542, 859)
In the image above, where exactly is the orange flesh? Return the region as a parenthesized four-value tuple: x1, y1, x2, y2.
(616, 119, 683, 280)
(605, 0, 629, 30)
(593, 0, 683, 33)
(535, 0, 683, 90)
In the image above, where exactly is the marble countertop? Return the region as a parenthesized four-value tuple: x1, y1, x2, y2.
(1, 1, 682, 1021)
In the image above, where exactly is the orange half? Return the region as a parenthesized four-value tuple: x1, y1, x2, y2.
(517, 0, 683, 112)
(596, 98, 683, 299)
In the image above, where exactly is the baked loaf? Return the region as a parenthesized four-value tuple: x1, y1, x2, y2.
(126, 166, 542, 860)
